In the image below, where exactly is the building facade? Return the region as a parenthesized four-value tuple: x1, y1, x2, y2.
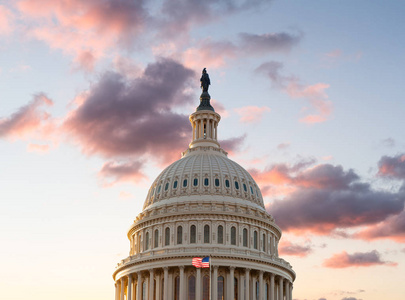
(113, 76, 295, 300)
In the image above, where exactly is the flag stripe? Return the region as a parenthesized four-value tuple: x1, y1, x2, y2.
(192, 257, 202, 268)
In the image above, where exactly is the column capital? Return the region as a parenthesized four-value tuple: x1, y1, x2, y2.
(213, 265, 218, 270)
(179, 265, 185, 270)
(229, 266, 235, 271)
(163, 266, 169, 271)
(259, 270, 264, 275)
(270, 273, 275, 279)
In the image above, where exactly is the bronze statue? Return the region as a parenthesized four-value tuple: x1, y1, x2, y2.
(200, 68, 210, 93)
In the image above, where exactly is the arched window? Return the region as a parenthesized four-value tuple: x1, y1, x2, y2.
(204, 225, 210, 243)
(188, 275, 196, 300)
(177, 226, 183, 244)
(165, 182, 169, 191)
(154, 229, 159, 248)
(145, 232, 149, 250)
(217, 225, 223, 244)
(231, 226, 236, 245)
(183, 179, 188, 187)
(250, 186, 254, 194)
(265, 283, 269, 300)
(234, 181, 239, 190)
(190, 225, 196, 244)
(262, 233, 266, 252)
(157, 185, 161, 193)
(225, 179, 230, 188)
(254, 231, 258, 249)
(204, 178, 209, 186)
(256, 281, 259, 300)
(174, 276, 180, 300)
(218, 276, 224, 300)
(193, 178, 198, 186)
(203, 276, 210, 300)
(243, 228, 248, 247)
(173, 180, 178, 189)
(165, 227, 170, 246)
(243, 183, 247, 192)
(215, 178, 220, 187)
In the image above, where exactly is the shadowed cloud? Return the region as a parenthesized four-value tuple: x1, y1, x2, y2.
(99, 160, 146, 186)
(279, 240, 312, 257)
(239, 32, 301, 54)
(378, 153, 405, 179)
(64, 58, 195, 164)
(323, 250, 397, 268)
(253, 161, 405, 235)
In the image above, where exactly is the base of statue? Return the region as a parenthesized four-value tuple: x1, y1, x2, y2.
(196, 92, 214, 111)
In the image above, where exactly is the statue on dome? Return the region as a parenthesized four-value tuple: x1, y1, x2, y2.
(200, 68, 210, 93)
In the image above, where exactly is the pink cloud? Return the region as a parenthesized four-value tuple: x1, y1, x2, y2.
(0, 93, 54, 139)
(279, 240, 312, 257)
(354, 210, 405, 243)
(98, 160, 146, 187)
(0, 5, 14, 35)
(234, 106, 271, 123)
(27, 143, 51, 153)
(17, 0, 147, 69)
(256, 62, 333, 123)
(323, 250, 397, 268)
(324, 49, 342, 58)
(378, 153, 405, 179)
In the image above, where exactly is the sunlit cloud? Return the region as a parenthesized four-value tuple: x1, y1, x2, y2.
(234, 106, 271, 123)
(256, 61, 333, 123)
(323, 250, 397, 268)
(279, 240, 312, 257)
(0, 93, 54, 139)
(99, 160, 146, 187)
(0, 5, 14, 35)
(27, 143, 51, 153)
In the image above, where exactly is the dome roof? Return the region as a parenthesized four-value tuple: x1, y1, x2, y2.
(143, 145, 265, 210)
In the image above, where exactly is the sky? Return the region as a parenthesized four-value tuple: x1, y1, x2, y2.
(0, 1, 405, 300)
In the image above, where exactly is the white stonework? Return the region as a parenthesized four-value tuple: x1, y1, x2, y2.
(113, 94, 295, 300)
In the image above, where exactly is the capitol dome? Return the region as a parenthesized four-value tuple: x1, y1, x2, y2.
(113, 70, 295, 300)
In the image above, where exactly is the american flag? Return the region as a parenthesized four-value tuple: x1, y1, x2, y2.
(192, 257, 210, 268)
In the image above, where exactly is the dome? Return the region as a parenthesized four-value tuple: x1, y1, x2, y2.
(143, 146, 265, 210)
(113, 70, 295, 300)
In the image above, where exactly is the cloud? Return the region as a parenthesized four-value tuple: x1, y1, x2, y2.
(220, 135, 246, 154)
(99, 160, 146, 186)
(381, 138, 395, 148)
(0, 93, 54, 139)
(210, 99, 229, 118)
(378, 153, 405, 179)
(27, 143, 51, 153)
(256, 61, 333, 123)
(354, 210, 405, 243)
(239, 32, 301, 54)
(234, 106, 271, 123)
(323, 250, 397, 268)
(254, 161, 405, 235)
(0, 5, 14, 35)
(63, 58, 195, 164)
(279, 240, 312, 257)
(17, 0, 148, 68)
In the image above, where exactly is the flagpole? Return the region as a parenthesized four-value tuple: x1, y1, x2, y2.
(209, 255, 211, 300)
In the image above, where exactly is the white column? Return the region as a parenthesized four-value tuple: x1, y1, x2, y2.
(196, 267, 201, 300)
(121, 278, 125, 300)
(245, 269, 250, 300)
(239, 274, 244, 300)
(289, 283, 292, 300)
(206, 118, 210, 139)
(229, 267, 235, 300)
(285, 281, 289, 300)
(128, 275, 133, 300)
(149, 269, 154, 300)
(252, 276, 257, 300)
(179, 266, 185, 300)
(259, 271, 264, 300)
(270, 274, 275, 300)
(200, 119, 203, 139)
(156, 274, 161, 300)
(213, 266, 218, 300)
(278, 277, 283, 300)
(163, 267, 169, 300)
(137, 272, 142, 300)
(115, 282, 119, 300)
